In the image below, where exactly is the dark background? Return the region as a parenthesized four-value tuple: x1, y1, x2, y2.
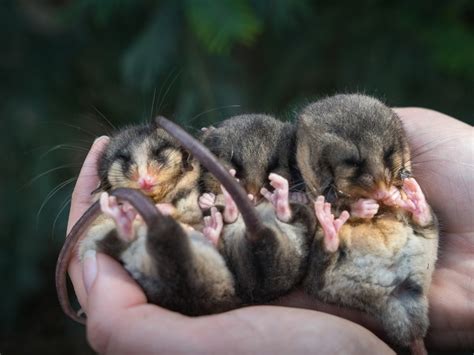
(1, 0, 473, 353)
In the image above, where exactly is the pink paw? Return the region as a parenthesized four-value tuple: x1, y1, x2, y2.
(289, 191, 309, 204)
(261, 173, 292, 222)
(199, 193, 216, 210)
(350, 198, 379, 219)
(375, 186, 402, 207)
(203, 207, 223, 246)
(221, 185, 239, 223)
(314, 196, 350, 253)
(220, 169, 243, 223)
(400, 178, 432, 226)
(100, 192, 137, 242)
(155, 203, 176, 216)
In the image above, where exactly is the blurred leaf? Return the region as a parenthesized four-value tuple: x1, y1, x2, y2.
(424, 24, 474, 79)
(184, 0, 262, 53)
(252, 0, 312, 29)
(63, 0, 141, 26)
(121, 2, 181, 91)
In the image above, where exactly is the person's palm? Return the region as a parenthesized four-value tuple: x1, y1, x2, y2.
(276, 108, 474, 349)
(398, 108, 474, 349)
(67, 108, 473, 353)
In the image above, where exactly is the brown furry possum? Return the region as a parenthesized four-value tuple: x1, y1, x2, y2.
(56, 121, 239, 324)
(181, 114, 315, 303)
(96, 122, 202, 225)
(296, 94, 438, 354)
(199, 114, 298, 202)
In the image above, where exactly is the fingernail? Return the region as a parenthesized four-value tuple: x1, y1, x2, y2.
(83, 250, 97, 294)
(93, 135, 109, 145)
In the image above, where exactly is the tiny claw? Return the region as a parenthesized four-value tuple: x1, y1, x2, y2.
(222, 185, 239, 223)
(260, 187, 273, 202)
(314, 196, 348, 253)
(203, 207, 223, 246)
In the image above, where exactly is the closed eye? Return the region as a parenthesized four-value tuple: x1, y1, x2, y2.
(153, 147, 171, 165)
(266, 155, 279, 174)
(343, 156, 362, 168)
(230, 156, 244, 176)
(117, 152, 131, 162)
(384, 146, 395, 162)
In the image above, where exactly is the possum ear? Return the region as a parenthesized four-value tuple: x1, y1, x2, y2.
(180, 148, 194, 172)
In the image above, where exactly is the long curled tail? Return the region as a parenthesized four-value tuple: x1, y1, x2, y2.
(55, 188, 164, 324)
(156, 116, 265, 241)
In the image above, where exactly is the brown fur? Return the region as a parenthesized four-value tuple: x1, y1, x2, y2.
(297, 94, 439, 349)
(200, 114, 296, 203)
(218, 201, 315, 304)
(77, 123, 240, 316)
(198, 114, 314, 303)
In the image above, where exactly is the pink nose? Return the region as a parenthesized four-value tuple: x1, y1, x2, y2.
(138, 176, 155, 190)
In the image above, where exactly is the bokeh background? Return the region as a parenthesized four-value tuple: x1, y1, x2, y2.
(1, 0, 473, 353)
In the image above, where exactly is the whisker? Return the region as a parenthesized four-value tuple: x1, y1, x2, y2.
(22, 164, 81, 188)
(187, 105, 241, 124)
(36, 177, 77, 226)
(39, 144, 89, 159)
(92, 105, 117, 130)
(157, 68, 182, 117)
(51, 195, 72, 239)
(51, 121, 98, 138)
(288, 180, 307, 190)
(150, 87, 157, 121)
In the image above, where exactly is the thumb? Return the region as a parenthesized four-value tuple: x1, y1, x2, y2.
(83, 252, 147, 353)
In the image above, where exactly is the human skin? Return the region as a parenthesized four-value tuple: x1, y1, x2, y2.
(66, 108, 473, 353)
(275, 108, 474, 349)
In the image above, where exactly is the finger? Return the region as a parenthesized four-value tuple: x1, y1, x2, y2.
(314, 198, 328, 224)
(260, 187, 273, 202)
(67, 136, 109, 309)
(201, 193, 214, 204)
(99, 192, 110, 212)
(85, 253, 148, 352)
(335, 211, 350, 232)
(204, 216, 210, 227)
(215, 210, 223, 230)
(68, 136, 110, 233)
(324, 202, 331, 215)
(314, 196, 325, 215)
(210, 207, 218, 228)
(109, 195, 118, 209)
(269, 173, 288, 191)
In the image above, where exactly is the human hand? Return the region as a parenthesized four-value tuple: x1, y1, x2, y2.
(276, 108, 474, 350)
(67, 136, 394, 354)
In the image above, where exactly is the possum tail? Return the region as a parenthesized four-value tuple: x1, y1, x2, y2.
(156, 116, 265, 241)
(55, 188, 165, 324)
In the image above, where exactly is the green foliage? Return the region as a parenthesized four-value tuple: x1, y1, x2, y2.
(185, 0, 262, 53)
(122, 2, 181, 90)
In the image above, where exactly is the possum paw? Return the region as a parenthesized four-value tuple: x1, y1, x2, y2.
(155, 202, 176, 216)
(314, 196, 350, 253)
(350, 198, 379, 219)
(100, 192, 137, 242)
(220, 169, 242, 223)
(261, 173, 291, 223)
(199, 193, 216, 210)
(221, 185, 239, 223)
(400, 178, 432, 226)
(203, 207, 223, 246)
(376, 186, 403, 207)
